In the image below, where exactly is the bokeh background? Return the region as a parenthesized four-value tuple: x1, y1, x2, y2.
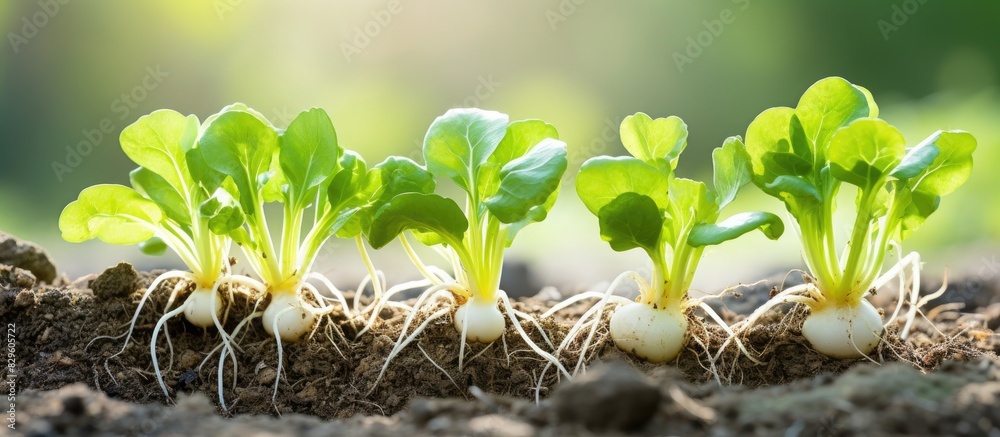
(1, 1, 997, 294)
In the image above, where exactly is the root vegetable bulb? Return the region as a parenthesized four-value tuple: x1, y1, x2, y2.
(609, 303, 688, 363)
(183, 286, 224, 328)
(263, 293, 317, 342)
(453, 297, 505, 343)
(801, 299, 882, 359)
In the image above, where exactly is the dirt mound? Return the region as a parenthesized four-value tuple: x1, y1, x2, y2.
(2, 265, 998, 435)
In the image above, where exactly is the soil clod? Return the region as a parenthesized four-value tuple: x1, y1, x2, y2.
(89, 262, 140, 300)
(1, 264, 36, 289)
(551, 360, 662, 431)
(0, 230, 58, 283)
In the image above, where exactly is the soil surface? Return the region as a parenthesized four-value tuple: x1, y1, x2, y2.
(2, 262, 999, 436)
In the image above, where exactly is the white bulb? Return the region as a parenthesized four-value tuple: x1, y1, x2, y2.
(262, 292, 317, 342)
(609, 302, 688, 363)
(801, 299, 883, 359)
(183, 286, 223, 328)
(453, 297, 505, 343)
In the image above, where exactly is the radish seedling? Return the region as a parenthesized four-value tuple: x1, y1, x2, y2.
(550, 113, 783, 371)
(365, 108, 572, 386)
(732, 77, 976, 359)
(193, 104, 390, 402)
(60, 109, 253, 403)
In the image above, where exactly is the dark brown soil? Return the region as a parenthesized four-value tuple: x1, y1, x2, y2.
(3, 263, 999, 436)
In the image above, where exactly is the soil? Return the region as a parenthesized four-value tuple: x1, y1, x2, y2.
(2, 262, 999, 436)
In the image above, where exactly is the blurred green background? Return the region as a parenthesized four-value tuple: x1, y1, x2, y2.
(1, 1, 997, 293)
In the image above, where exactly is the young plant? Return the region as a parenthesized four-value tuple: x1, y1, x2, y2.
(192, 104, 390, 403)
(193, 105, 385, 340)
(733, 77, 976, 358)
(60, 109, 253, 403)
(365, 108, 572, 384)
(548, 113, 783, 370)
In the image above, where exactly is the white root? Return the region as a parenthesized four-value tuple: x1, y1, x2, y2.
(498, 291, 571, 379)
(369, 285, 456, 393)
(353, 278, 434, 339)
(719, 283, 818, 359)
(869, 250, 949, 339)
(542, 271, 653, 374)
(213, 311, 261, 412)
(87, 270, 194, 356)
(696, 302, 762, 365)
(151, 302, 189, 399)
(305, 272, 353, 319)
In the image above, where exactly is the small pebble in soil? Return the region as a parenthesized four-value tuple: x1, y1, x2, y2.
(257, 367, 277, 385)
(177, 370, 199, 391)
(551, 361, 662, 431)
(13, 288, 36, 308)
(0, 264, 37, 289)
(62, 395, 87, 415)
(90, 262, 140, 300)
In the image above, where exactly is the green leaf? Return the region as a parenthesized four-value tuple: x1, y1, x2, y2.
(478, 120, 559, 200)
(484, 139, 568, 223)
(765, 175, 822, 204)
(139, 237, 168, 256)
(279, 108, 341, 205)
(199, 188, 245, 235)
(575, 156, 669, 215)
(259, 168, 287, 203)
(667, 178, 717, 230)
(619, 113, 687, 168)
(368, 193, 468, 249)
(688, 211, 784, 247)
(597, 192, 663, 253)
(828, 118, 906, 189)
(795, 77, 871, 155)
(907, 130, 976, 197)
(186, 147, 226, 194)
(423, 108, 509, 194)
(59, 184, 162, 245)
(712, 136, 752, 209)
(355, 156, 434, 236)
(853, 84, 880, 118)
(198, 110, 279, 211)
(119, 109, 199, 192)
(328, 152, 378, 210)
(373, 156, 435, 203)
(744, 107, 798, 186)
(895, 130, 976, 239)
(504, 185, 559, 246)
(328, 152, 384, 238)
(891, 131, 941, 179)
(129, 167, 190, 227)
(202, 103, 274, 130)
(411, 230, 448, 247)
